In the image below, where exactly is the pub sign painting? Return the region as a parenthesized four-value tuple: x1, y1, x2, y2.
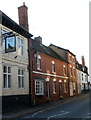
(5, 36, 16, 53)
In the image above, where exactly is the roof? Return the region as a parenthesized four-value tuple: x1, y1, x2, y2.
(76, 62, 88, 74)
(49, 44, 76, 57)
(32, 39, 68, 63)
(0, 10, 33, 39)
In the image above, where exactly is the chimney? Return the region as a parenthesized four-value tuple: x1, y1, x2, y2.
(34, 36, 42, 45)
(18, 2, 29, 32)
(81, 56, 85, 68)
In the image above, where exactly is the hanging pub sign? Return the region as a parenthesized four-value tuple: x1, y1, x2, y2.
(5, 35, 16, 53)
(2, 32, 16, 53)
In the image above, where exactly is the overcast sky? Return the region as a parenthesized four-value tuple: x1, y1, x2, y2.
(0, 0, 89, 69)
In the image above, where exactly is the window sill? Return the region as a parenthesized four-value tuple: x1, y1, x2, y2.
(37, 68, 42, 71)
(35, 94, 44, 96)
(3, 88, 11, 89)
(53, 92, 56, 94)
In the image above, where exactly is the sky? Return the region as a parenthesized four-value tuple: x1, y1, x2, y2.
(0, 0, 89, 70)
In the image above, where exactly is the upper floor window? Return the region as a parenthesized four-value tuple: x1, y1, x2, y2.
(70, 66, 73, 76)
(18, 37, 24, 55)
(52, 61, 55, 73)
(37, 55, 41, 70)
(2, 29, 16, 53)
(18, 69, 24, 88)
(3, 66, 11, 88)
(73, 67, 75, 77)
(2, 29, 7, 50)
(82, 74, 83, 81)
(85, 75, 87, 82)
(63, 65, 66, 75)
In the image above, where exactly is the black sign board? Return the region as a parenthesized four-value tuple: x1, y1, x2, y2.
(2, 32, 17, 53)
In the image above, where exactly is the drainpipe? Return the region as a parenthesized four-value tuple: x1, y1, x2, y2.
(28, 38, 32, 106)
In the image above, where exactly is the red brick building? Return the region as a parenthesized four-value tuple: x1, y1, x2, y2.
(29, 37, 70, 105)
(49, 44, 78, 96)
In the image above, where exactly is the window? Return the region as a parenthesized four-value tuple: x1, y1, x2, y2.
(73, 68, 75, 77)
(70, 66, 73, 76)
(73, 82, 76, 91)
(64, 80, 67, 93)
(85, 75, 87, 82)
(63, 65, 66, 75)
(2, 29, 16, 53)
(82, 74, 83, 81)
(2, 29, 8, 50)
(52, 61, 55, 73)
(37, 55, 41, 70)
(35, 80, 44, 95)
(53, 79, 56, 94)
(18, 69, 24, 88)
(3, 66, 11, 88)
(18, 37, 24, 55)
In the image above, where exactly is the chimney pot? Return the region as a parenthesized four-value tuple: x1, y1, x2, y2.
(81, 56, 85, 68)
(23, 2, 25, 5)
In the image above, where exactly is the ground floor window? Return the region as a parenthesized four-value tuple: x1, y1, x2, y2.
(53, 79, 56, 94)
(35, 80, 44, 95)
(73, 82, 76, 91)
(18, 69, 24, 88)
(64, 80, 67, 93)
(3, 66, 11, 88)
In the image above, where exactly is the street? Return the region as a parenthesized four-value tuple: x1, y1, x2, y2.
(17, 93, 90, 120)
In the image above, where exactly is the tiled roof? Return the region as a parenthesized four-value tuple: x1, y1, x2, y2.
(0, 10, 33, 39)
(49, 44, 76, 57)
(32, 39, 68, 63)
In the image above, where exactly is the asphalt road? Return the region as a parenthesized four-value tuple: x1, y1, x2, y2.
(17, 93, 90, 120)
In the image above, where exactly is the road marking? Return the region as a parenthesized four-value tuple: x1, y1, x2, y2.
(32, 111, 43, 117)
(47, 111, 70, 120)
(82, 113, 91, 120)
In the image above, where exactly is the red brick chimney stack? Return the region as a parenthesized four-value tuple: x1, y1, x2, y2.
(18, 2, 29, 32)
(81, 56, 85, 68)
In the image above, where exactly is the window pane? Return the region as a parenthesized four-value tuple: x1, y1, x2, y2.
(22, 77, 24, 88)
(8, 75, 11, 88)
(3, 66, 7, 73)
(18, 76, 21, 88)
(3, 74, 7, 88)
(8, 67, 11, 73)
(22, 70, 24, 75)
(18, 69, 20, 75)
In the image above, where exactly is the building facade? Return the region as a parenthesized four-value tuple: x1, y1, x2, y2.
(29, 37, 69, 105)
(49, 44, 78, 96)
(0, 10, 32, 110)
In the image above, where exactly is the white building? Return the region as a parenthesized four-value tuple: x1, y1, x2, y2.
(0, 8, 33, 110)
(76, 58, 88, 94)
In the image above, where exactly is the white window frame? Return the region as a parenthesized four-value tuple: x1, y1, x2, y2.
(70, 66, 73, 77)
(18, 69, 24, 88)
(2, 29, 8, 51)
(63, 65, 66, 75)
(18, 37, 24, 55)
(64, 80, 67, 93)
(52, 61, 55, 73)
(3, 66, 11, 88)
(73, 82, 76, 91)
(35, 80, 44, 95)
(37, 55, 41, 70)
(53, 79, 56, 94)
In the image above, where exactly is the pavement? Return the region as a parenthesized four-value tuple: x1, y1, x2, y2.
(2, 92, 90, 120)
